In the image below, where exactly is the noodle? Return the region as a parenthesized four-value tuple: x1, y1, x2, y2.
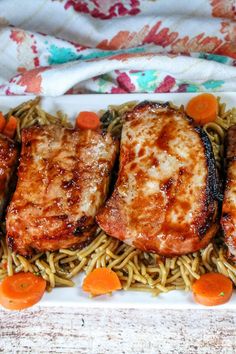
(1, 97, 236, 295)
(5, 97, 72, 142)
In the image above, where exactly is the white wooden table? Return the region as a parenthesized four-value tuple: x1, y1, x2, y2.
(0, 307, 235, 353)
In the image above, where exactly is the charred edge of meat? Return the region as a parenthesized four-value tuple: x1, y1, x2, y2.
(195, 126, 221, 202)
(71, 226, 98, 250)
(106, 151, 120, 199)
(194, 126, 220, 238)
(7, 235, 34, 258)
(7, 236, 15, 250)
(73, 215, 94, 236)
(222, 127, 236, 182)
(133, 100, 170, 110)
(220, 129, 235, 248)
(124, 100, 193, 124)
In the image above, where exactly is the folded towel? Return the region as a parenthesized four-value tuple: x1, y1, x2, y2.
(0, 0, 235, 95)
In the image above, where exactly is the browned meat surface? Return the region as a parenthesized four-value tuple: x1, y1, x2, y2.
(6, 125, 118, 255)
(96, 101, 219, 257)
(221, 125, 236, 260)
(0, 134, 18, 218)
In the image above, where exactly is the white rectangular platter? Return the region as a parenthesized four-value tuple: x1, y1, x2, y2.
(1, 92, 236, 309)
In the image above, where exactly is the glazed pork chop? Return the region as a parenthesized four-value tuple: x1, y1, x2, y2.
(96, 101, 219, 256)
(6, 125, 118, 255)
(0, 134, 18, 218)
(221, 125, 236, 260)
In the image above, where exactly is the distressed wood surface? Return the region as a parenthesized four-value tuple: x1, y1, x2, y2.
(0, 307, 236, 353)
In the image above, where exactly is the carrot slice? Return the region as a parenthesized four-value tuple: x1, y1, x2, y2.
(75, 111, 100, 130)
(186, 93, 218, 125)
(0, 112, 6, 132)
(192, 273, 233, 306)
(0, 272, 46, 310)
(82, 268, 122, 296)
(3, 115, 17, 139)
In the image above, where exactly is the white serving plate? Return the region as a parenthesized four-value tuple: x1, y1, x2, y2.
(1, 92, 236, 309)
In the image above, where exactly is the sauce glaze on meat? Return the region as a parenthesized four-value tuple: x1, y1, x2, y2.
(96, 101, 219, 256)
(6, 125, 118, 255)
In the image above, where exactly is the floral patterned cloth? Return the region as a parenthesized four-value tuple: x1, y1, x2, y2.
(0, 0, 235, 95)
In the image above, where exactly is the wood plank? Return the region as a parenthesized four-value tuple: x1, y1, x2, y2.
(0, 307, 236, 353)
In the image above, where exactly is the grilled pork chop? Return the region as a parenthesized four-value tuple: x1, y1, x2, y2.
(96, 101, 219, 256)
(0, 134, 18, 218)
(221, 125, 236, 260)
(6, 125, 118, 255)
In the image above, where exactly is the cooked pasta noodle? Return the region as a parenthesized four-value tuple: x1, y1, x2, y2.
(0, 97, 236, 294)
(5, 97, 72, 142)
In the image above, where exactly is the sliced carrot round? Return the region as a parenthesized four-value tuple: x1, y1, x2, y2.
(3, 115, 17, 138)
(82, 268, 122, 296)
(0, 272, 46, 310)
(192, 272, 233, 306)
(186, 93, 218, 125)
(75, 111, 100, 131)
(0, 112, 6, 132)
